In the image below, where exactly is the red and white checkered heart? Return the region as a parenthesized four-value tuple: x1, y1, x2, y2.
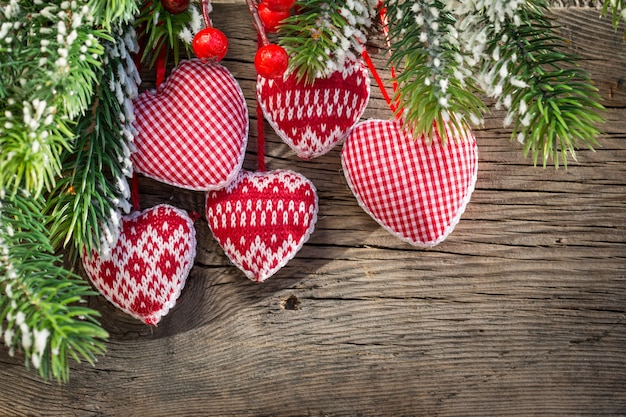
(257, 60, 370, 160)
(341, 119, 478, 247)
(132, 59, 248, 191)
(205, 170, 318, 282)
(82, 205, 196, 325)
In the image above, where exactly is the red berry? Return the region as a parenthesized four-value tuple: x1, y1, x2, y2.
(258, 2, 290, 33)
(254, 44, 289, 79)
(161, 0, 190, 14)
(262, 0, 295, 13)
(192, 28, 229, 61)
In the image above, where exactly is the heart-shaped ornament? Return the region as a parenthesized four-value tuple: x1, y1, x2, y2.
(257, 60, 370, 160)
(132, 59, 248, 191)
(82, 204, 196, 325)
(341, 119, 478, 247)
(205, 170, 318, 282)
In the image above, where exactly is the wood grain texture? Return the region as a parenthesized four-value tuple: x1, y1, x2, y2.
(1, 6, 625, 416)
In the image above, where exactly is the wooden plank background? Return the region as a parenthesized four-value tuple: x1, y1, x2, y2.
(1, 5, 625, 416)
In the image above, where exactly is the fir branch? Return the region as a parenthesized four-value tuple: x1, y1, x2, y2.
(0, 102, 73, 199)
(47, 24, 139, 258)
(136, 0, 202, 67)
(279, 0, 376, 82)
(0, 192, 108, 382)
(89, 0, 140, 29)
(463, 0, 605, 166)
(385, 0, 486, 142)
(0, 0, 109, 197)
(600, 0, 626, 33)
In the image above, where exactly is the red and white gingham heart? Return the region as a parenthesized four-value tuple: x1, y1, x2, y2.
(132, 59, 248, 191)
(205, 170, 318, 282)
(342, 119, 478, 247)
(257, 60, 370, 160)
(82, 205, 196, 325)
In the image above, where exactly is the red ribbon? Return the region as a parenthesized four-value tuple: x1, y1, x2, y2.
(361, 5, 401, 116)
(256, 34, 266, 172)
(257, 101, 266, 172)
(155, 45, 167, 88)
(131, 172, 141, 212)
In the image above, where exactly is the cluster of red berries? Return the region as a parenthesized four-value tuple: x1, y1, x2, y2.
(161, 0, 294, 79)
(253, 0, 294, 78)
(160, 0, 229, 62)
(257, 0, 294, 33)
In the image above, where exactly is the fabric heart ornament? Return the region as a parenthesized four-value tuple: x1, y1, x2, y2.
(341, 119, 478, 247)
(257, 60, 370, 160)
(205, 170, 318, 282)
(82, 204, 196, 325)
(132, 59, 248, 191)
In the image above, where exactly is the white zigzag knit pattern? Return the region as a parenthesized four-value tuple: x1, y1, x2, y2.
(82, 205, 196, 325)
(206, 170, 318, 282)
(257, 60, 370, 160)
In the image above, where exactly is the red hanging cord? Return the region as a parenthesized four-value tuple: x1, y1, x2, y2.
(131, 172, 141, 212)
(378, 6, 399, 96)
(361, 3, 401, 116)
(361, 49, 396, 113)
(257, 101, 266, 172)
(256, 34, 266, 172)
(155, 46, 167, 88)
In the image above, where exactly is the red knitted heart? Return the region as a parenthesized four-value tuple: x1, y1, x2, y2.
(341, 119, 478, 247)
(132, 59, 248, 191)
(82, 205, 196, 325)
(205, 170, 318, 282)
(257, 60, 370, 160)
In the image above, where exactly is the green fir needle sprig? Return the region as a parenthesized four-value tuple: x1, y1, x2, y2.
(459, 0, 605, 166)
(0, 1, 109, 198)
(601, 0, 626, 33)
(0, 0, 139, 382)
(47, 23, 140, 258)
(0, 192, 108, 382)
(385, 0, 486, 143)
(278, 0, 377, 83)
(280, 0, 607, 166)
(136, 0, 203, 68)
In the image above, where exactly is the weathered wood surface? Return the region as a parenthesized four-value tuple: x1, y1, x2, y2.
(1, 5, 626, 416)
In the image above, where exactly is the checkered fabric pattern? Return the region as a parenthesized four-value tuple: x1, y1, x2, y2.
(341, 119, 478, 247)
(132, 59, 248, 191)
(82, 205, 196, 325)
(205, 170, 318, 282)
(257, 60, 370, 160)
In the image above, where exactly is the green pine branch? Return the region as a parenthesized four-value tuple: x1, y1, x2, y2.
(89, 0, 140, 29)
(470, 0, 605, 167)
(279, 0, 376, 83)
(47, 23, 140, 258)
(1, 0, 141, 382)
(277, 0, 606, 166)
(0, 1, 108, 198)
(384, 0, 486, 142)
(136, 0, 202, 68)
(600, 0, 626, 33)
(0, 192, 108, 382)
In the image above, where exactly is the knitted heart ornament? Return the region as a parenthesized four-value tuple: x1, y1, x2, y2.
(132, 59, 248, 191)
(82, 205, 196, 325)
(257, 60, 370, 159)
(205, 170, 318, 282)
(341, 119, 478, 247)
